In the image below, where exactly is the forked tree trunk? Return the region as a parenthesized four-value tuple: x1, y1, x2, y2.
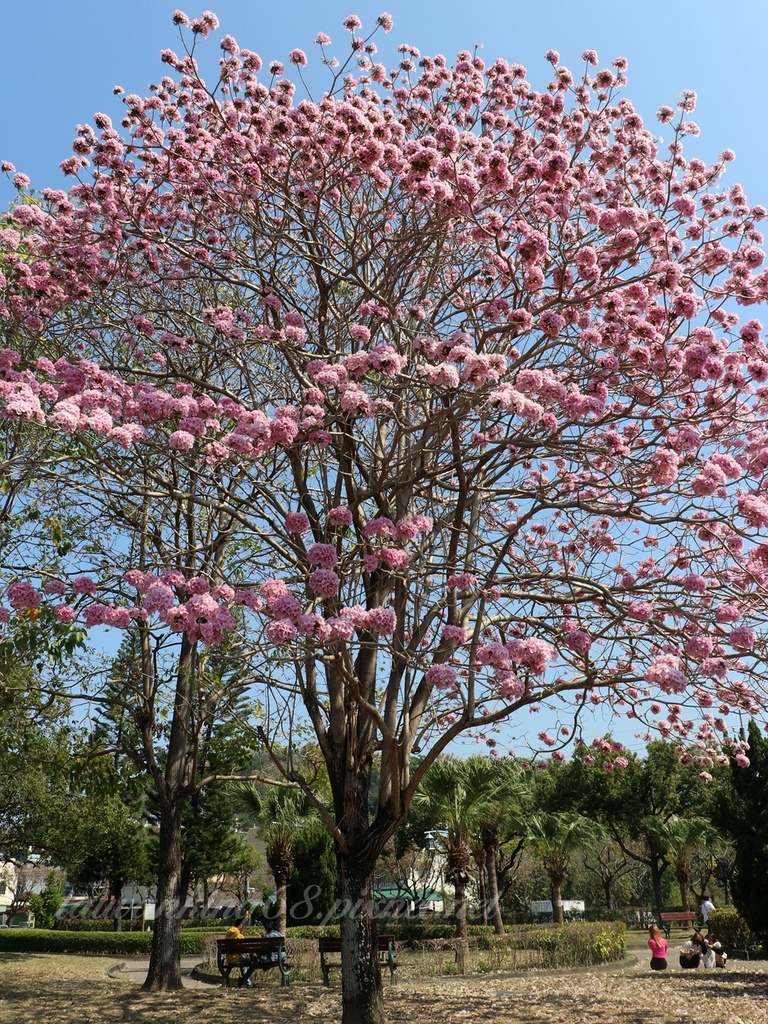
(142, 800, 184, 989)
(338, 853, 384, 1024)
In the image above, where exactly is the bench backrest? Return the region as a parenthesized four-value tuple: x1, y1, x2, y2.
(660, 912, 695, 921)
(217, 937, 285, 954)
(318, 934, 395, 954)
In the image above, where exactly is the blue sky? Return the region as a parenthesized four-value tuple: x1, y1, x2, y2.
(1, 0, 766, 755)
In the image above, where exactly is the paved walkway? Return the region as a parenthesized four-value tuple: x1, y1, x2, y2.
(109, 937, 766, 989)
(108, 955, 214, 988)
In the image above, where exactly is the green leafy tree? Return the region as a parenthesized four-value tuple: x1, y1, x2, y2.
(286, 819, 339, 925)
(714, 720, 768, 943)
(29, 870, 64, 929)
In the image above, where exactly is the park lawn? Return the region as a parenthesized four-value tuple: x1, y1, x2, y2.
(2, 952, 768, 1024)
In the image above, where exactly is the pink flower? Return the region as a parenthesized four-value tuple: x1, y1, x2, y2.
(565, 630, 591, 655)
(685, 635, 713, 660)
(730, 626, 756, 651)
(83, 604, 108, 626)
(54, 603, 75, 623)
(309, 569, 340, 597)
(289, 49, 308, 66)
(442, 625, 467, 645)
(71, 576, 97, 596)
(307, 543, 338, 568)
(104, 606, 131, 628)
(285, 511, 310, 533)
(644, 654, 687, 694)
(538, 311, 565, 338)
(377, 12, 393, 31)
(364, 517, 396, 539)
(169, 430, 196, 450)
(261, 579, 290, 603)
(343, 14, 363, 31)
(266, 619, 296, 643)
(446, 573, 477, 592)
(378, 547, 409, 569)
(627, 601, 652, 622)
(271, 594, 302, 620)
(426, 664, 457, 689)
(144, 584, 175, 613)
(328, 616, 356, 640)
(328, 506, 353, 527)
(367, 607, 397, 634)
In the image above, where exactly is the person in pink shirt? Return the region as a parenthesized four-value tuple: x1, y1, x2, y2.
(648, 923, 668, 970)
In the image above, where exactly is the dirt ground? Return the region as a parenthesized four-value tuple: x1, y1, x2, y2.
(1, 950, 768, 1024)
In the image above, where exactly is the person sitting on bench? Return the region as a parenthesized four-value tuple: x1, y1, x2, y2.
(225, 921, 253, 987)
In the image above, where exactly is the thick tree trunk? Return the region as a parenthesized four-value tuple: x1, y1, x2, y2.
(485, 847, 505, 935)
(338, 854, 384, 1024)
(475, 853, 487, 926)
(142, 803, 184, 991)
(602, 877, 613, 910)
(453, 877, 468, 973)
(551, 878, 564, 925)
(274, 875, 288, 936)
(650, 857, 665, 923)
(678, 874, 690, 911)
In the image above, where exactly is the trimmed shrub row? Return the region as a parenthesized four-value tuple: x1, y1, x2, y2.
(0, 928, 212, 955)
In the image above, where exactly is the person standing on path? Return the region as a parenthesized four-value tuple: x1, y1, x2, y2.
(648, 924, 668, 971)
(700, 895, 715, 931)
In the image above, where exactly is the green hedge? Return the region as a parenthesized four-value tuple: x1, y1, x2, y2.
(707, 907, 755, 950)
(0, 928, 216, 955)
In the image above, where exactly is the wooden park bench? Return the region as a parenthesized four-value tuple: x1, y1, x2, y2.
(215, 935, 291, 987)
(318, 934, 398, 986)
(659, 911, 697, 939)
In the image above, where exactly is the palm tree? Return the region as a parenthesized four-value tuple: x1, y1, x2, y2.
(414, 759, 487, 972)
(522, 811, 606, 924)
(644, 815, 718, 913)
(233, 783, 313, 935)
(463, 757, 525, 935)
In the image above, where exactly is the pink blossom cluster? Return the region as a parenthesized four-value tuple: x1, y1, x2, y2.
(0, 569, 263, 648)
(644, 653, 687, 694)
(476, 637, 556, 676)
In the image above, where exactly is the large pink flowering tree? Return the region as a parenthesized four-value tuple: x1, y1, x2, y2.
(2, 10, 768, 1022)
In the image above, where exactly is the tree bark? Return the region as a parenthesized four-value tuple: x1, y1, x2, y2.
(649, 853, 666, 923)
(142, 801, 184, 989)
(551, 877, 565, 925)
(453, 876, 468, 973)
(485, 846, 505, 935)
(475, 852, 487, 926)
(273, 872, 288, 937)
(337, 853, 384, 1024)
